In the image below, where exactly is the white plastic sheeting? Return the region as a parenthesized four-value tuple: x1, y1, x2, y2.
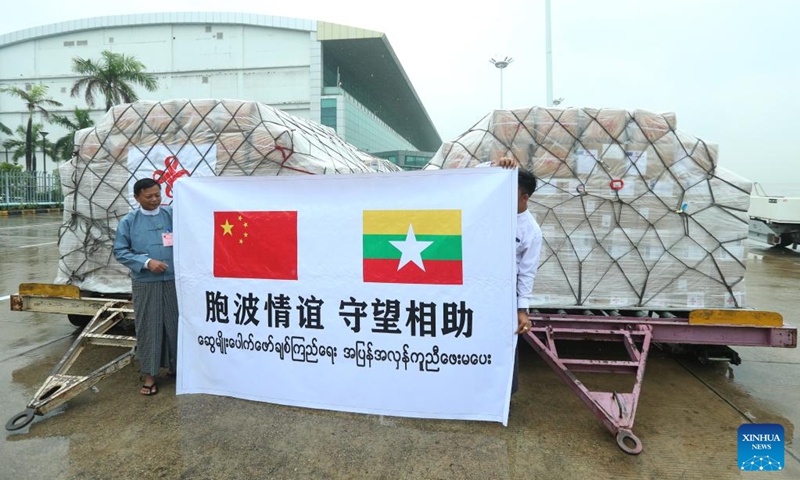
(56, 99, 401, 293)
(426, 107, 751, 308)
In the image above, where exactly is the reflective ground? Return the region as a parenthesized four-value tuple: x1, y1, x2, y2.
(1, 213, 798, 479)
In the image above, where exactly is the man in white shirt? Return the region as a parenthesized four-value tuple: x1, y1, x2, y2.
(490, 157, 543, 394)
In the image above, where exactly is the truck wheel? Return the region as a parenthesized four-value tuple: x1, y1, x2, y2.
(67, 314, 92, 328)
(779, 237, 792, 248)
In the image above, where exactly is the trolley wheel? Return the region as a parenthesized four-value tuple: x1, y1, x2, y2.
(5, 408, 36, 431)
(67, 314, 92, 328)
(616, 429, 643, 455)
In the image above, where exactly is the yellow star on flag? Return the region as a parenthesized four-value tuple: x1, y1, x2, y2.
(220, 220, 234, 236)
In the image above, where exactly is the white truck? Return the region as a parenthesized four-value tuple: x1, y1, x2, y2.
(749, 186, 800, 248)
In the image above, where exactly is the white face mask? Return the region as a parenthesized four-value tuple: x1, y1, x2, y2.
(140, 206, 161, 216)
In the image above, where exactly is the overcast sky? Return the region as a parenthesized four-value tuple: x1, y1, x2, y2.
(2, 0, 798, 189)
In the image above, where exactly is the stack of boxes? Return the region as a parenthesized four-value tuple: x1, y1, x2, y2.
(428, 107, 751, 308)
(56, 99, 394, 293)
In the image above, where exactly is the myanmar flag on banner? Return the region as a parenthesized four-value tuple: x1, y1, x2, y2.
(213, 211, 298, 280)
(363, 210, 462, 285)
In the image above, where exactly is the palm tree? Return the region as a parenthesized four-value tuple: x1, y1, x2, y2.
(70, 50, 159, 111)
(50, 108, 95, 161)
(0, 121, 11, 136)
(0, 85, 63, 171)
(1, 123, 55, 166)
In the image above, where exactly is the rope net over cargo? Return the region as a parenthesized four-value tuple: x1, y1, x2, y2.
(56, 99, 401, 294)
(426, 107, 751, 309)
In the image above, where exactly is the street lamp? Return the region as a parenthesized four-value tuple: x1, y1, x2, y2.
(545, 0, 553, 106)
(40, 131, 48, 174)
(489, 56, 513, 109)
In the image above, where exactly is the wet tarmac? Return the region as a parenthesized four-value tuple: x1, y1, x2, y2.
(1, 213, 798, 479)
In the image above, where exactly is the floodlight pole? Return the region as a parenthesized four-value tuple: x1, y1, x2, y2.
(490, 56, 514, 109)
(546, 0, 553, 107)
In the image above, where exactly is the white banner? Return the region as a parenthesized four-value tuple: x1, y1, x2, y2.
(173, 168, 518, 424)
(127, 143, 217, 205)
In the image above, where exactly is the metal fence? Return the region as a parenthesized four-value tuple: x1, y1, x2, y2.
(0, 171, 63, 208)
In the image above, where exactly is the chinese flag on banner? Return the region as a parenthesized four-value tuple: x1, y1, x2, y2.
(213, 211, 298, 280)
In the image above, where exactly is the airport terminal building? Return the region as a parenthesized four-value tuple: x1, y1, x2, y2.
(0, 12, 441, 171)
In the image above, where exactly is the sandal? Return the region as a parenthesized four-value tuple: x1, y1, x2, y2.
(140, 383, 158, 396)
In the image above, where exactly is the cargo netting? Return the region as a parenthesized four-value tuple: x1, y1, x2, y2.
(426, 107, 751, 309)
(56, 99, 401, 293)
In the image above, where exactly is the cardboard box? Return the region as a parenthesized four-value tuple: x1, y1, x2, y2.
(428, 106, 752, 308)
(56, 99, 393, 293)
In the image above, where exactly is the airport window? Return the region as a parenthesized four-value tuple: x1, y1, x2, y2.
(108, 37, 114, 43)
(202, 76, 209, 84)
(205, 25, 212, 33)
(321, 99, 337, 131)
(77, 40, 88, 46)
(63, 41, 74, 47)
(61, 87, 66, 93)
(25, 83, 31, 91)
(216, 32, 224, 40)
(323, 64, 338, 87)
(404, 156, 430, 167)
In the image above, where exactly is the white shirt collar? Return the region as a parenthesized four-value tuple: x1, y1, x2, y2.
(140, 206, 161, 216)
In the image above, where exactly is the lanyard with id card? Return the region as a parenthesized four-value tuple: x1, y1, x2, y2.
(162, 231, 174, 247)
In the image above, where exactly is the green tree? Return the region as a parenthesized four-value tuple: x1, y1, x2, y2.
(50, 108, 94, 161)
(0, 121, 11, 136)
(1, 124, 55, 167)
(0, 162, 23, 173)
(70, 50, 159, 111)
(0, 85, 63, 171)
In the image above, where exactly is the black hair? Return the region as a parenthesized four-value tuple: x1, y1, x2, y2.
(133, 178, 160, 196)
(518, 169, 537, 197)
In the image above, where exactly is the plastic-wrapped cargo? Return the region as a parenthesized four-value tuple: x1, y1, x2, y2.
(426, 107, 751, 309)
(56, 99, 398, 294)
